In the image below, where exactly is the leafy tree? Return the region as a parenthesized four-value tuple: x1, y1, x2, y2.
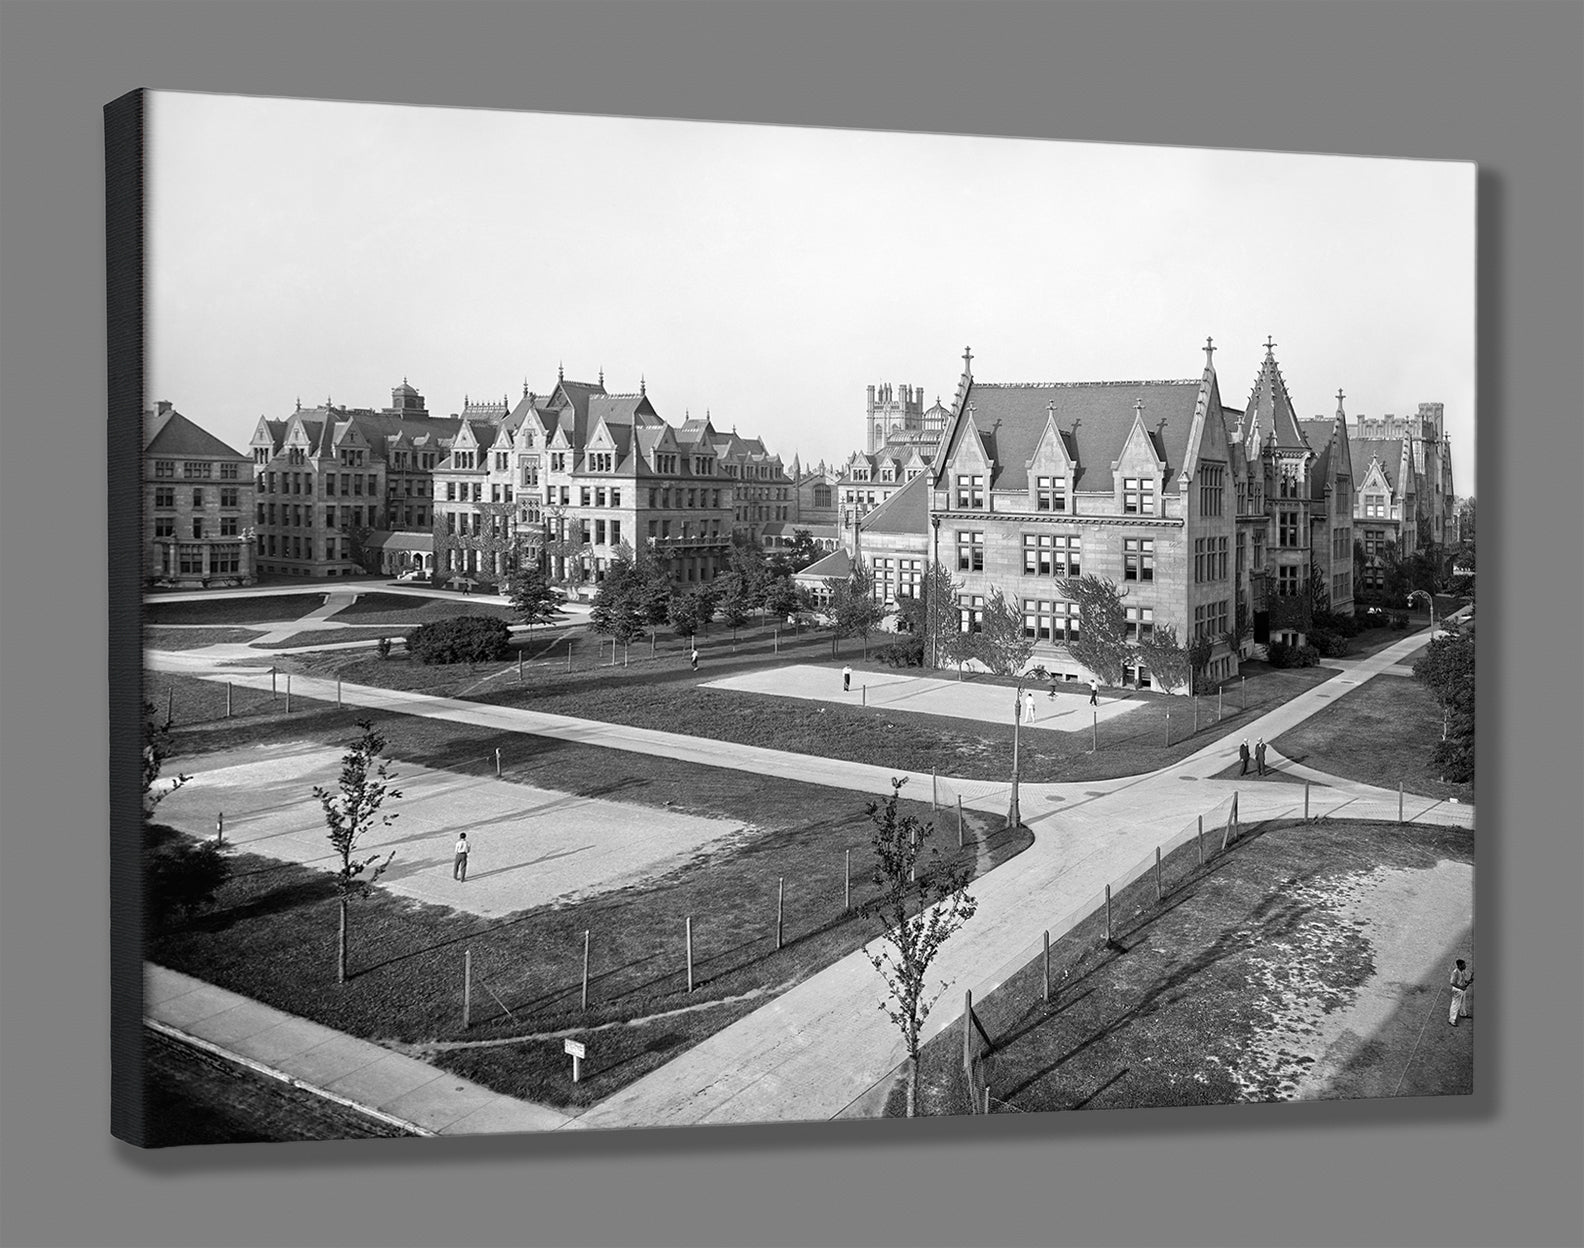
(509, 566, 564, 645)
(1057, 575, 1133, 686)
(863, 779, 978, 1118)
(716, 571, 753, 641)
(1308, 561, 1332, 618)
(974, 587, 1035, 676)
(590, 557, 647, 646)
(667, 583, 718, 639)
(830, 559, 887, 658)
(762, 575, 802, 623)
(1135, 621, 1191, 693)
(406, 616, 513, 665)
(1413, 630, 1476, 783)
(314, 720, 403, 984)
(789, 529, 820, 569)
(919, 562, 964, 670)
(142, 699, 229, 929)
(633, 552, 675, 634)
(143, 698, 189, 820)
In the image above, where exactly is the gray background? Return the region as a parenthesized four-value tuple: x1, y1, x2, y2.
(1, 2, 1579, 1246)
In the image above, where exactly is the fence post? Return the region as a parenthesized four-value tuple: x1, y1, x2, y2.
(1043, 930, 1051, 1003)
(226, 682, 233, 718)
(1399, 780, 1405, 824)
(844, 849, 851, 912)
(909, 826, 916, 883)
(985, 1086, 991, 1115)
(463, 947, 472, 1030)
(582, 929, 590, 1010)
(1222, 797, 1233, 852)
(166, 688, 174, 723)
(651, 632, 656, 658)
(495, 747, 502, 779)
(1155, 845, 1163, 902)
(567, 641, 572, 672)
(1197, 814, 1204, 864)
(962, 990, 973, 1080)
(1304, 779, 1310, 820)
(1104, 884, 1113, 945)
(685, 917, 694, 993)
(957, 796, 964, 848)
(1193, 695, 1198, 733)
(518, 649, 524, 681)
(862, 684, 867, 706)
(271, 667, 278, 697)
(932, 769, 938, 811)
(1092, 710, 1098, 752)
(1165, 708, 1170, 747)
(776, 877, 784, 950)
(215, 812, 224, 844)
(285, 673, 292, 713)
(774, 629, 778, 655)
(1242, 675, 1247, 711)
(1218, 686, 1223, 720)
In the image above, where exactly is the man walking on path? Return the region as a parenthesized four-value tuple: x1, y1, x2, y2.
(453, 832, 470, 881)
(1025, 688, 1038, 722)
(1089, 678, 1099, 707)
(1449, 958, 1473, 1025)
(690, 645, 699, 672)
(1255, 739, 1267, 776)
(843, 664, 852, 692)
(1239, 739, 1251, 776)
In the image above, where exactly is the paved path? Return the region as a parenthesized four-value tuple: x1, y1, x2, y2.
(147, 622, 1470, 1128)
(146, 965, 574, 1135)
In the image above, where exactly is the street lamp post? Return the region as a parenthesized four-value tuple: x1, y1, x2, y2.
(1007, 683, 1023, 829)
(1409, 589, 1436, 637)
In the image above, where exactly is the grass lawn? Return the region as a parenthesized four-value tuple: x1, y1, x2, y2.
(284, 632, 1337, 784)
(144, 626, 265, 651)
(328, 593, 522, 627)
(899, 817, 1474, 1116)
(1270, 674, 1473, 802)
(144, 593, 331, 626)
(147, 688, 1032, 1109)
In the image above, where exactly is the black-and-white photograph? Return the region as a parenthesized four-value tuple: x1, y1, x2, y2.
(128, 91, 1475, 1146)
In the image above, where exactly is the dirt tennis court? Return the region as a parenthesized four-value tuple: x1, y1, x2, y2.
(154, 740, 750, 919)
(702, 663, 1145, 731)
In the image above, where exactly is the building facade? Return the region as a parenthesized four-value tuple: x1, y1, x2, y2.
(144, 402, 256, 587)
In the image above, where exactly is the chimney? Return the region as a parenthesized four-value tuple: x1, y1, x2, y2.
(156, 400, 173, 416)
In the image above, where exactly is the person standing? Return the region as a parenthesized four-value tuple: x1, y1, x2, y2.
(690, 645, 699, 672)
(843, 664, 852, 692)
(1448, 958, 1473, 1025)
(1255, 738, 1267, 776)
(452, 832, 470, 882)
(1239, 739, 1251, 776)
(1025, 688, 1038, 722)
(1089, 678, 1099, 707)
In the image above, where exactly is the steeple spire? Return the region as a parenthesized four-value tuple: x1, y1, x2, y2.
(1204, 335, 1216, 368)
(962, 345, 974, 373)
(639, 374, 646, 396)
(558, 360, 564, 382)
(1264, 335, 1277, 355)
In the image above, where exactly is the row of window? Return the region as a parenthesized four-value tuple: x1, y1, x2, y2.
(160, 542, 245, 575)
(255, 503, 373, 530)
(1193, 599, 1230, 640)
(152, 487, 241, 509)
(154, 517, 240, 539)
(260, 533, 348, 562)
(1193, 536, 1229, 583)
(957, 531, 1157, 581)
(152, 460, 241, 480)
(258, 471, 379, 498)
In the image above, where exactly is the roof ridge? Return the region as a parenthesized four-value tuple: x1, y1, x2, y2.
(974, 378, 1200, 390)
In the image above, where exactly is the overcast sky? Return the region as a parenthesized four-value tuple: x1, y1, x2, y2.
(148, 92, 1476, 487)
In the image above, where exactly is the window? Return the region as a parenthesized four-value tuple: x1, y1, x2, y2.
(956, 530, 984, 572)
(1279, 511, 1300, 547)
(446, 481, 456, 502)
(1022, 533, 1080, 577)
(212, 544, 241, 574)
(220, 516, 239, 537)
(153, 487, 175, 509)
(182, 461, 212, 479)
(1198, 464, 1225, 517)
(154, 460, 175, 479)
(154, 518, 175, 539)
(220, 462, 239, 480)
(581, 487, 592, 507)
(220, 487, 239, 508)
(178, 545, 205, 575)
(1364, 492, 1387, 518)
(1123, 476, 1156, 515)
(611, 489, 622, 507)
(814, 485, 832, 508)
(1123, 537, 1155, 582)
(958, 593, 985, 633)
(594, 519, 606, 545)
(955, 474, 984, 508)
(190, 488, 204, 508)
(550, 452, 567, 473)
(495, 452, 509, 471)
(610, 520, 621, 546)
(1022, 598, 1054, 641)
(1333, 571, 1350, 602)
(1052, 601, 1080, 642)
(1277, 565, 1301, 597)
(1194, 536, 1230, 582)
(1194, 599, 1229, 640)
(589, 453, 613, 472)
(1278, 462, 1303, 499)
(1035, 475, 1067, 512)
(1125, 605, 1154, 640)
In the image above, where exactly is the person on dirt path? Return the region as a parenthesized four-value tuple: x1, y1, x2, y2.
(1255, 739, 1268, 776)
(1089, 678, 1099, 706)
(1239, 739, 1251, 776)
(1449, 958, 1473, 1025)
(843, 664, 852, 692)
(453, 832, 470, 881)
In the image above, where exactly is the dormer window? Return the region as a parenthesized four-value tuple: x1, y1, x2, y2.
(1035, 475, 1066, 512)
(1363, 491, 1387, 518)
(955, 474, 984, 509)
(588, 452, 614, 473)
(1123, 476, 1155, 515)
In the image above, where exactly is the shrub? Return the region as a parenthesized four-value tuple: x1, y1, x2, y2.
(1307, 628, 1351, 659)
(406, 615, 512, 665)
(876, 635, 924, 667)
(1389, 613, 1409, 631)
(1267, 640, 1320, 668)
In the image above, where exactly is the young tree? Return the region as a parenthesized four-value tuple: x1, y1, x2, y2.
(142, 699, 230, 929)
(508, 565, 564, 649)
(919, 561, 964, 670)
(762, 574, 802, 624)
(715, 571, 753, 641)
(974, 587, 1035, 677)
(314, 720, 404, 984)
(1413, 630, 1476, 782)
(1135, 621, 1191, 693)
(667, 584, 716, 639)
(633, 553, 675, 637)
(143, 698, 189, 820)
(590, 557, 646, 647)
(830, 560, 888, 658)
(789, 528, 819, 570)
(863, 779, 978, 1118)
(1057, 575, 1133, 686)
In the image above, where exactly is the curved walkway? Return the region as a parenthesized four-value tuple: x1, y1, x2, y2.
(145, 620, 1470, 1129)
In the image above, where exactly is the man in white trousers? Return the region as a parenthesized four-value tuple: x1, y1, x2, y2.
(1448, 958, 1473, 1025)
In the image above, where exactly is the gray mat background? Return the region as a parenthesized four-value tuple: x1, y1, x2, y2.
(2, 2, 1580, 1246)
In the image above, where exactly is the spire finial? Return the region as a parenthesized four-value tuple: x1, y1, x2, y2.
(963, 345, 973, 372)
(1204, 335, 1216, 366)
(640, 374, 646, 396)
(295, 396, 301, 411)
(558, 360, 564, 382)
(598, 367, 604, 386)
(1337, 387, 1346, 406)
(1264, 335, 1277, 355)
(1135, 397, 1145, 419)
(523, 377, 530, 396)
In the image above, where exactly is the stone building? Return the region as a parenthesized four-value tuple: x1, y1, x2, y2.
(144, 402, 256, 587)
(1348, 403, 1458, 597)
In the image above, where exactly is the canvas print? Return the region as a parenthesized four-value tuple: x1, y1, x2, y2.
(119, 91, 1476, 1145)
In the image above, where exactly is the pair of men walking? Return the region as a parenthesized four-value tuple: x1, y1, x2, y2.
(1238, 738, 1268, 776)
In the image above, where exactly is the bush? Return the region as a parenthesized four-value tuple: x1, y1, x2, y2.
(1267, 640, 1320, 668)
(1307, 628, 1351, 659)
(145, 824, 231, 927)
(1388, 613, 1409, 631)
(406, 615, 512, 665)
(876, 635, 925, 667)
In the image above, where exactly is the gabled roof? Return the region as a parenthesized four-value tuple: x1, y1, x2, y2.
(1238, 344, 1310, 452)
(1299, 419, 1336, 499)
(796, 548, 852, 580)
(936, 377, 1205, 494)
(858, 473, 928, 536)
(144, 408, 249, 460)
(1353, 438, 1411, 494)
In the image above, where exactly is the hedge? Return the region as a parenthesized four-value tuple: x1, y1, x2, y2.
(405, 615, 513, 665)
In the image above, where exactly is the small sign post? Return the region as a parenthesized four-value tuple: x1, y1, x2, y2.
(564, 1037, 586, 1083)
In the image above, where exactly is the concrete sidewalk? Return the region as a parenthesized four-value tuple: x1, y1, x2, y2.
(146, 965, 574, 1135)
